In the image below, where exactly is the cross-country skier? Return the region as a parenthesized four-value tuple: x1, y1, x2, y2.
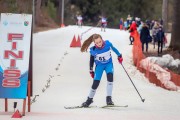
(80, 34, 123, 107)
(100, 16, 107, 32)
(76, 15, 83, 27)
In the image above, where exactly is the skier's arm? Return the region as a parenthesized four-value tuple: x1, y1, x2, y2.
(110, 42, 123, 64)
(109, 42, 121, 57)
(90, 55, 94, 70)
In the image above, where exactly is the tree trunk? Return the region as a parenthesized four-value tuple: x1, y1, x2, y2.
(162, 0, 168, 32)
(57, 0, 62, 24)
(170, 0, 180, 50)
(41, 0, 48, 7)
(35, 0, 42, 25)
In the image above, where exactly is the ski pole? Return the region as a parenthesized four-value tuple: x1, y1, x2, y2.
(121, 63, 145, 102)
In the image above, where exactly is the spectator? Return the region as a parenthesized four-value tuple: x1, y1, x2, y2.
(137, 21, 143, 34)
(145, 20, 151, 29)
(156, 26, 165, 56)
(129, 21, 137, 45)
(119, 18, 124, 30)
(152, 21, 160, 49)
(123, 20, 128, 30)
(140, 23, 150, 52)
(127, 14, 132, 27)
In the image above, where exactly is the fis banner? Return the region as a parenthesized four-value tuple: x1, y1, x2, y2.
(0, 13, 32, 99)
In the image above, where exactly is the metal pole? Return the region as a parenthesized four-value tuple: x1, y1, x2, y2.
(61, 0, 64, 26)
(32, 0, 35, 30)
(121, 63, 145, 102)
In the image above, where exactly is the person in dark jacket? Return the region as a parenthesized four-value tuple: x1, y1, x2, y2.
(156, 26, 165, 55)
(140, 23, 150, 52)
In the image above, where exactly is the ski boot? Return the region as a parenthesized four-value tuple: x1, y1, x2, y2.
(81, 97, 93, 107)
(106, 96, 114, 105)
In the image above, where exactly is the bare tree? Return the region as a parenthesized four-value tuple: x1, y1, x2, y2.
(170, 0, 180, 50)
(57, 0, 62, 24)
(35, 0, 42, 26)
(162, 0, 168, 32)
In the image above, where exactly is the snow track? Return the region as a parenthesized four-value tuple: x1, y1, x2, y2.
(1, 25, 180, 120)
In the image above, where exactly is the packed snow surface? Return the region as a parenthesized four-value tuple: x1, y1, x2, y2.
(0, 26, 180, 120)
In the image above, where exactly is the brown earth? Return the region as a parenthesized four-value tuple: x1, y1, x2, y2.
(143, 42, 180, 74)
(143, 42, 179, 59)
(33, 9, 59, 33)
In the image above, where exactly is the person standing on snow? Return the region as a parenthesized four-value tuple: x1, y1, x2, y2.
(156, 26, 165, 56)
(76, 15, 83, 27)
(152, 21, 160, 49)
(123, 20, 128, 31)
(137, 21, 143, 34)
(129, 21, 137, 45)
(119, 18, 124, 30)
(100, 16, 107, 32)
(140, 23, 151, 52)
(127, 14, 132, 26)
(80, 34, 123, 107)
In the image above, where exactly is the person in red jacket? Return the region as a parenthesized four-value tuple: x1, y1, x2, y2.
(129, 21, 137, 45)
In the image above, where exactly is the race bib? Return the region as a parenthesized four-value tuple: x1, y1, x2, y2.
(95, 50, 111, 62)
(102, 19, 106, 23)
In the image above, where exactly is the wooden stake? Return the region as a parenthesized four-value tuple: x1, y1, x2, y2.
(5, 98, 8, 112)
(22, 99, 26, 116)
(28, 81, 31, 112)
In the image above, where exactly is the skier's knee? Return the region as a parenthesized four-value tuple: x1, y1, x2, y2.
(107, 73, 113, 82)
(92, 80, 100, 89)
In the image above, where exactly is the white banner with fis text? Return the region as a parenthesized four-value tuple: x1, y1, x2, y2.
(0, 13, 32, 98)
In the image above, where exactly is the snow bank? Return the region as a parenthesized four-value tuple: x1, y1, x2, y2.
(146, 54, 180, 68)
(140, 55, 180, 91)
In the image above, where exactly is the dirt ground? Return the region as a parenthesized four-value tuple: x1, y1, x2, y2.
(143, 42, 180, 59)
(143, 41, 180, 74)
(33, 26, 59, 33)
(142, 33, 179, 59)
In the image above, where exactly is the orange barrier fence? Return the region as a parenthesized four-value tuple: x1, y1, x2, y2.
(132, 31, 180, 91)
(169, 71, 180, 86)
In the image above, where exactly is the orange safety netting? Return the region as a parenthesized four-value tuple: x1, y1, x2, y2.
(132, 31, 180, 91)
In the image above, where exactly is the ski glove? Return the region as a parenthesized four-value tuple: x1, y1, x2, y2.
(89, 70, 94, 78)
(118, 55, 123, 64)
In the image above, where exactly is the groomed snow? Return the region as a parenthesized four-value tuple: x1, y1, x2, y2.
(0, 25, 180, 120)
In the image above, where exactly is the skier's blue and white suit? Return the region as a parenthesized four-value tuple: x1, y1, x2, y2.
(90, 40, 121, 80)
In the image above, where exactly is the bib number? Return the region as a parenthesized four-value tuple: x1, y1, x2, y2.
(99, 57, 106, 61)
(95, 50, 111, 63)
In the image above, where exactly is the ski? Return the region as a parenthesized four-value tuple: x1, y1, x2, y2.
(64, 105, 128, 109)
(100, 105, 128, 108)
(64, 105, 97, 109)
